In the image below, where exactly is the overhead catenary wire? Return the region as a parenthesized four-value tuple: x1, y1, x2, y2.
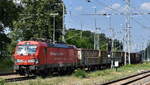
(131, 6, 150, 22)
(70, 0, 150, 54)
(132, 18, 150, 29)
(130, 5, 150, 30)
(90, 0, 123, 13)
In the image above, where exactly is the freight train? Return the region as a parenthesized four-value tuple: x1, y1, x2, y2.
(13, 40, 142, 76)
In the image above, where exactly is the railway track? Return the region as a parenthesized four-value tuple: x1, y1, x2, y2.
(0, 72, 36, 82)
(0, 72, 17, 76)
(5, 76, 36, 82)
(100, 70, 150, 85)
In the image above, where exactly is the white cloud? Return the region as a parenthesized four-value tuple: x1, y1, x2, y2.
(111, 3, 121, 9)
(98, 3, 121, 13)
(75, 6, 83, 11)
(140, 2, 150, 11)
(120, 5, 128, 12)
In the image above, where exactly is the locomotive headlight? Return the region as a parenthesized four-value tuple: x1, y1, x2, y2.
(35, 59, 39, 64)
(16, 59, 24, 63)
(28, 59, 35, 63)
(27, 59, 39, 64)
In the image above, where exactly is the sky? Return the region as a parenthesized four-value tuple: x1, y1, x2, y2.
(63, 0, 150, 52)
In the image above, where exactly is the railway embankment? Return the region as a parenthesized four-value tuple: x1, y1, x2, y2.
(1, 62, 150, 85)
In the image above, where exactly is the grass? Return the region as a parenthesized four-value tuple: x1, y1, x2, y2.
(3, 62, 150, 85)
(73, 69, 87, 78)
(0, 78, 5, 85)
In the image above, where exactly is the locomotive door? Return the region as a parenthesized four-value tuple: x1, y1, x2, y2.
(44, 47, 47, 66)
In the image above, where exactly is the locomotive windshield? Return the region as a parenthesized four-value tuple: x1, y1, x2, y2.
(16, 45, 37, 55)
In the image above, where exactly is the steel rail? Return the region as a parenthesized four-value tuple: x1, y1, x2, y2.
(0, 72, 17, 76)
(5, 76, 36, 82)
(100, 70, 150, 85)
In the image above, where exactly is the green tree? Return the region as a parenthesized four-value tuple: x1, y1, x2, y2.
(65, 29, 123, 51)
(99, 33, 110, 50)
(113, 39, 123, 51)
(0, 0, 21, 57)
(13, 0, 64, 41)
(65, 29, 93, 49)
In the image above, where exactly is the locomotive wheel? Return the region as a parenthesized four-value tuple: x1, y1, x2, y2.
(17, 70, 26, 76)
(18, 71, 25, 76)
(25, 70, 30, 77)
(37, 70, 49, 78)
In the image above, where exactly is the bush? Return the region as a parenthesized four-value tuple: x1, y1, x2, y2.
(0, 79, 5, 85)
(73, 69, 87, 78)
(0, 57, 13, 68)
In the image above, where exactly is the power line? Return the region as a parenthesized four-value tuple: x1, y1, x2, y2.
(131, 6, 150, 22)
(132, 18, 150, 29)
(85, 0, 150, 57)
(90, 0, 123, 13)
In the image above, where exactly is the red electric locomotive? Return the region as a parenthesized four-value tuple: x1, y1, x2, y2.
(13, 40, 142, 76)
(13, 41, 79, 75)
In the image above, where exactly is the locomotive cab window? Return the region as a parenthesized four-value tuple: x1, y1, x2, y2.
(16, 45, 37, 55)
